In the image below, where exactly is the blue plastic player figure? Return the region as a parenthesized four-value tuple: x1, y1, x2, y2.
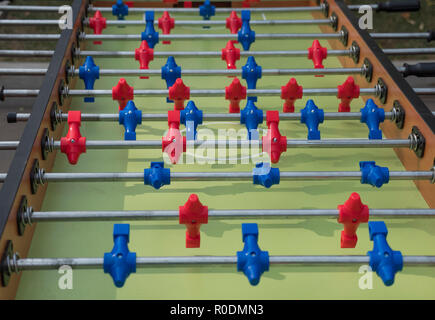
(199, 0, 215, 20)
(79, 56, 99, 103)
(103, 224, 136, 288)
(144, 162, 171, 189)
(237, 223, 269, 285)
(112, 0, 129, 20)
(300, 100, 324, 140)
(141, 11, 159, 48)
(359, 161, 389, 188)
(367, 221, 403, 286)
(242, 56, 262, 102)
(161, 56, 181, 102)
(180, 101, 203, 140)
(238, 10, 255, 50)
(119, 101, 142, 140)
(240, 100, 263, 140)
(252, 162, 280, 188)
(360, 99, 385, 140)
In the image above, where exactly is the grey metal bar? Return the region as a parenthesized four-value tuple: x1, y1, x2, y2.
(0, 32, 428, 42)
(29, 208, 435, 223)
(10, 255, 435, 272)
(89, 6, 325, 13)
(100, 18, 333, 26)
(0, 48, 432, 58)
(0, 19, 66, 25)
(3, 169, 430, 184)
(0, 141, 19, 150)
(8, 111, 417, 123)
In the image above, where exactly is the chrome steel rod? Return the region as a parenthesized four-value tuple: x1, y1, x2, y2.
(2, 169, 431, 184)
(0, 138, 414, 152)
(382, 48, 435, 55)
(89, 6, 326, 13)
(11, 255, 435, 272)
(0, 19, 66, 25)
(47, 138, 412, 150)
(414, 88, 435, 95)
(0, 32, 427, 41)
(0, 48, 432, 58)
(95, 18, 333, 26)
(29, 208, 435, 223)
(68, 67, 364, 77)
(0, 141, 19, 150)
(17, 110, 433, 123)
(65, 88, 379, 97)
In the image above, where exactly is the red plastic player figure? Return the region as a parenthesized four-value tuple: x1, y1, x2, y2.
(135, 41, 154, 79)
(337, 193, 370, 248)
(337, 76, 360, 112)
(184, 1, 192, 8)
(262, 111, 287, 163)
(112, 78, 134, 111)
(179, 194, 209, 248)
(168, 78, 190, 110)
(158, 11, 175, 44)
(281, 78, 303, 113)
(308, 40, 327, 74)
(225, 78, 247, 113)
(162, 110, 186, 164)
(226, 11, 242, 34)
(60, 111, 86, 165)
(222, 40, 241, 70)
(89, 10, 106, 45)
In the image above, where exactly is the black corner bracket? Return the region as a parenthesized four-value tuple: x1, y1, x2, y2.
(49, 101, 61, 131)
(350, 41, 360, 64)
(409, 126, 425, 158)
(340, 26, 349, 47)
(330, 12, 338, 31)
(58, 79, 65, 107)
(40, 128, 50, 161)
(377, 78, 388, 104)
(29, 159, 41, 195)
(0, 240, 14, 287)
(16, 196, 28, 236)
(391, 100, 406, 129)
(363, 58, 373, 83)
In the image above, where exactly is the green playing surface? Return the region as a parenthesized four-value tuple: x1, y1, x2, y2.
(16, 10, 435, 299)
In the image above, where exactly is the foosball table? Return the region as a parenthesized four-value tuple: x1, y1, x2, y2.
(0, 0, 434, 300)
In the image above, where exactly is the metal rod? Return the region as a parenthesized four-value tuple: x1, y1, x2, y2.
(86, 18, 333, 27)
(0, 19, 67, 25)
(414, 88, 435, 95)
(29, 208, 435, 223)
(0, 67, 364, 77)
(0, 138, 414, 152)
(12, 111, 435, 124)
(2, 168, 431, 184)
(10, 255, 435, 272)
(0, 48, 432, 58)
(64, 88, 378, 97)
(2, 87, 433, 100)
(90, 6, 326, 13)
(0, 32, 430, 42)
